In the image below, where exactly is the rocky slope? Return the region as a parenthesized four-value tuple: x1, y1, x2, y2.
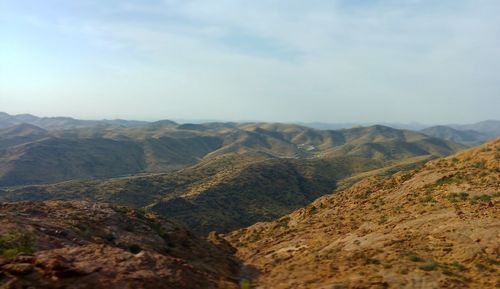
(0, 200, 241, 289)
(226, 138, 500, 288)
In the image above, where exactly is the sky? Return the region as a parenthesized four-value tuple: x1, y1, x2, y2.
(0, 0, 499, 124)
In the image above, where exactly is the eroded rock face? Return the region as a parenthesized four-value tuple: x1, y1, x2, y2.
(0, 200, 240, 289)
(2, 245, 234, 289)
(226, 139, 500, 289)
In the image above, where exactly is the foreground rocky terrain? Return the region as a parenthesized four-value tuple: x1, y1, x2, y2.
(226, 138, 499, 288)
(0, 200, 241, 289)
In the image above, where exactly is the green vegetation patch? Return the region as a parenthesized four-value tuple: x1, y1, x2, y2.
(446, 192, 469, 202)
(378, 215, 388, 225)
(472, 160, 486, 169)
(276, 216, 290, 229)
(362, 256, 381, 265)
(451, 261, 467, 271)
(470, 194, 492, 204)
(0, 231, 35, 257)
(419, 194, 436, 203)
(408, 254, 423, 262)
(248, 230, 263, 243)
(419, 262, 438, 271)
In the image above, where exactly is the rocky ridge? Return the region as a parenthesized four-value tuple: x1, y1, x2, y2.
(226, 138, 500, 288)
(0, 200, 241, 289)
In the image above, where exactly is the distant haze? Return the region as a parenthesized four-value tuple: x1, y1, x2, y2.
(1, 0, 499, 124)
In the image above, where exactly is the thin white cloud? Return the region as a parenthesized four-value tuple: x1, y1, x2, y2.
(0, 0, 499, 123)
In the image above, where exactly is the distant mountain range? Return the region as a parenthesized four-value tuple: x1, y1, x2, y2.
(2, 112, 498, 137)
(300, 121, 430, 131)
(0, 118, 466, 187)
(420, 125, 489, 146)
(420, 120, 500, 146)
(0, 112, 150, 130)
(449, 120, 500, 137)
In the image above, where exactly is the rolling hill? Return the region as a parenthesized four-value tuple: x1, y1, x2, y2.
(1, 124, 466, 232)
(0, 123, 49, 150)
(0, 112, 149, 130)
(450, 120, 500, 138)
(0, 153, 383, 233)
(421, 125, 490, 146)
(0, 122, 467, 234)
(0, 122, 463, 187)
(0, 137, 146, 186)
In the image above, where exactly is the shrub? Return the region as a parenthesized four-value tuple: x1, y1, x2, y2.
(458, 192, 469, 200)
(240, 280, 251, 289)
(447, 192, 469, 202)
(0, 231, 35, 257)
(472, 194, 492, 203)
(248, 231, 263, 243)
(103, 233, 116, 242)
(475, 263, 487, 272)
(446, 193, 458, 202)
(473, 160, 486, 169)
(420, 195, 435, 203)
(419, 262, 438, 271)
(277, 217, 290, 229)
(378, 215, 388, 225)
(408, 254, 423, 262)
(451, 262, 466, 271)
(128, 244, 142, 254)
(478, 194, 492, 202)
(364, 257, 381, 265)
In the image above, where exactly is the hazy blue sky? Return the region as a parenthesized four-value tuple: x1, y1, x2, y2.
(0, 0, 499, 123)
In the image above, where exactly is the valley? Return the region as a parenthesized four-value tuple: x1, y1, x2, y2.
(0, 113, 468, 234)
